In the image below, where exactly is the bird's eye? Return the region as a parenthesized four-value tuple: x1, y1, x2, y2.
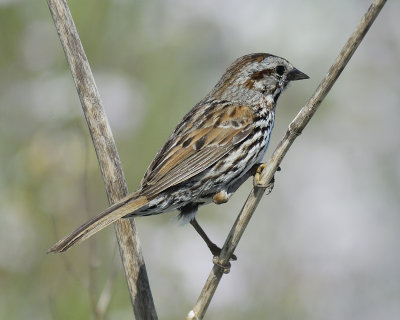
(275, 65, 285, 76)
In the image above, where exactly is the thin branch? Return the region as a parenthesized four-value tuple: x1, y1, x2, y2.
(187, 0, 387, 318)
(46, 0, 158, 319)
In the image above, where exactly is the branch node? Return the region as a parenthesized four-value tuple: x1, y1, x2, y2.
(288, 120, 303, 138)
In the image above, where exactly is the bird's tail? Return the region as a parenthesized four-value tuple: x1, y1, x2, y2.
(47, 194, 148, 253)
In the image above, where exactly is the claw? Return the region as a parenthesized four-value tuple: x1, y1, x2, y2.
(265, 180, 275, 195)
(253, 163, 276, 194)
(253, 163, 267, 187)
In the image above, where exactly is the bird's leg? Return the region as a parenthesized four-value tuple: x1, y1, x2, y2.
(190, 218, 237, 261)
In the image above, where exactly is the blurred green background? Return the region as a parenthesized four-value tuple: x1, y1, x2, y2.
(1, 0, 399, 319)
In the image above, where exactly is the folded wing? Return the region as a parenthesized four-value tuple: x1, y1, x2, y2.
(140, 104, 255, 198)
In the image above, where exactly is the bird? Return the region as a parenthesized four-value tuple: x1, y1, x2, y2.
(48, 53, 309, 256)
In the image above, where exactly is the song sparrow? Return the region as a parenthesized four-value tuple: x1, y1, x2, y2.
(49, 53, 308, 256)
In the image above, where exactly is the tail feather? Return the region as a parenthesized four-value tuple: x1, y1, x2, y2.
(48, 194, 148, 253)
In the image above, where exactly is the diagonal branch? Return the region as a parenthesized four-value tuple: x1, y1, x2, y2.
(187, 0, 387, 319)
(46, 0, 158, 319)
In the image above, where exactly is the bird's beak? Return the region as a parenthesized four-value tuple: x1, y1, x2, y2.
(287, 68, 309, 81)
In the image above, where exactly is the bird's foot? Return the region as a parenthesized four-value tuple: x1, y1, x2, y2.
(209, 243, 237, 261)
(254, 163, 280, 194)
(253, 163, 267, 187)
(213, 256, 232, 274)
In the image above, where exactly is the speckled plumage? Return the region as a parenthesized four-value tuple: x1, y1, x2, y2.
(49, 53, 308, 254)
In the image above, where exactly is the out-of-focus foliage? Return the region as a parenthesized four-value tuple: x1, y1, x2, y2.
(0, 0, 399, 319)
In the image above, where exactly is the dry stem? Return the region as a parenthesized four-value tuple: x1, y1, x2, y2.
(46, 0, 157, 319)
(187, 0, 387, 318)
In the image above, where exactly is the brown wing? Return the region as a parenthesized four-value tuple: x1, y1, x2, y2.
(139, 103, 255, 198)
